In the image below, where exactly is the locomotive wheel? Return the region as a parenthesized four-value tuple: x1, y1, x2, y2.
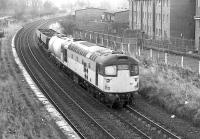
(112, 101, 123, 109)
(99, 94, 105, 103)
(128, 95, 134, 105)
(93, 90, 98, 98)
(123, 101, 128, 107)
(93, 93, 97, 98)
(88, 86, 93, 94)
(106, 103, 113, 108)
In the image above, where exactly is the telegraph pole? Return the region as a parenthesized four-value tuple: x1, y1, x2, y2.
(161, 0, 163, 39)
(153, 0, 156, 39)
(130, 0, 134, 30)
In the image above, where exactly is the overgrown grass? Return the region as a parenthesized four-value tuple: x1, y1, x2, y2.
(0, 22, 63, 138)
(139, 57, 200, 126)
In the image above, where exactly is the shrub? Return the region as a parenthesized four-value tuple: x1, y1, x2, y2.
(193, 109, 200, 126)
(140, 60, 200, 126)
(60, 15, 77, 35)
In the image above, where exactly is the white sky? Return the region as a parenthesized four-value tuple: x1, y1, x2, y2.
(49, 0, 129, 10)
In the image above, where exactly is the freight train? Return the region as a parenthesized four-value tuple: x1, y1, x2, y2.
(36, 28, 139, 108)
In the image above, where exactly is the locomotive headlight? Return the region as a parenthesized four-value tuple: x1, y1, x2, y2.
(105, 85, 110, 90)
(106, 79, 111, 83)
(136, 82, 139, 88)
(105, 66, 117, 76)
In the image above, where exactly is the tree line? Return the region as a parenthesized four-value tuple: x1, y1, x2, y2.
(0, 0, 58, 19)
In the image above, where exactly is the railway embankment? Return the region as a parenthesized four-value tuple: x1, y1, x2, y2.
(0, 21, 66, 139)
(139, 57, 200, 126)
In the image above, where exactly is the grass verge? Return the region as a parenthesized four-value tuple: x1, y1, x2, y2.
(0, 22, 64, 138)
(139, 57, 200, 126)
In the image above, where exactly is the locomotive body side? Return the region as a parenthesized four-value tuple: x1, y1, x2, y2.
(36, 28, 139, 107)
(61, 41, 139, 107)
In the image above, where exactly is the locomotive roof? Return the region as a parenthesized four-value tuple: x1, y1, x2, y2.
(95, 54, 138, 66)
(68, 41, 112, 57)
(68, 40, 138, 65)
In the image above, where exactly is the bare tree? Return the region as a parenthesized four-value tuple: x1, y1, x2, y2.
(13, 0, 27, 19)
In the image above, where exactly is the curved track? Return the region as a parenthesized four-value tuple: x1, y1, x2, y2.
(14, 19, 144, 139)
(14, 18, 183, 139)
(15, 20, 115, 139)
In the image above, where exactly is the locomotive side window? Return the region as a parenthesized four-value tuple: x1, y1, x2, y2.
(105, 66, 117, 76)
(64, 49, 67, 62)
(130, 64, 139, 76)
(97, 66, 104, 75)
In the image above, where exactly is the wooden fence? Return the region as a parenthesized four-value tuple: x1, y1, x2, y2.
(73, 29, 200, 74)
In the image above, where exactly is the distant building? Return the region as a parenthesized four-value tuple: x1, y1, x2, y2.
(195, 0, 200, 51)
(75, 7, 106, 22)
(129, 0, 195, 40)
(0, 16, 12, 27)
(103, 11, 115, 22)
(115, 10, 129, 24)
(103, 10, 129, 24)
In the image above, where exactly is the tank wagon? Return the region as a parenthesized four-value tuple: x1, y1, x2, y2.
(36, 28, 139, 108)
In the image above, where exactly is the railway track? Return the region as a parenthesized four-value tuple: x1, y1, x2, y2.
(15, 21, 116, 139)
(15, 19, 142, 139)
(125, 106, 181, 139)
(14, 18, 184, 139)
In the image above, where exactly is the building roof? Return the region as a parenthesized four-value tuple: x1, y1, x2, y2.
(75, 7, 106, 13)
(0, 16, 12, 20)
(104, 9, 129, 15)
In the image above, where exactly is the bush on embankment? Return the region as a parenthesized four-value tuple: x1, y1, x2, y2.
(139, 57, 200, 126)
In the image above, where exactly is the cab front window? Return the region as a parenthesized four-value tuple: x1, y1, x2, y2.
(130, 64, 139, 76)
(118, 64, 129, 70)
(105, 66, 117, 76)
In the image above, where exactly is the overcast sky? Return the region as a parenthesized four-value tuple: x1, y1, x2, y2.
(48, 0, 129, 10)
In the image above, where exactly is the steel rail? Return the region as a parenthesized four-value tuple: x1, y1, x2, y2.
(127, 105, 181, 139)
(16, 21, 116, 139)
(16, 24, 85, 139)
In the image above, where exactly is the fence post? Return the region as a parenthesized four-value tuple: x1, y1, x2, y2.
(96, 36, 98, 44)
(181, 56, 184, 68)
(79, 31, 81, 38)
(128, 43, 130, 55)
(150, 49, 153, 58)
(85, 32, 87, 39)
(199, 61, 200, 75)
(102, 37, 104, 46)
(138, 47, 141, 56)
(165, 53, 168, 65)
(121, 43, 124, 52)
(114, 41, 117, 50)
(90, 33, 92, 41)
(107, 39, 109, 47)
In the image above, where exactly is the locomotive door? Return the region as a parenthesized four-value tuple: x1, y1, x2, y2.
(83, 62, 88, 80)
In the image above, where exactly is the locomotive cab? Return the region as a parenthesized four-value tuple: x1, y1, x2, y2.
(101, 56, 139, 93)
(96, 54, 139, 106)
